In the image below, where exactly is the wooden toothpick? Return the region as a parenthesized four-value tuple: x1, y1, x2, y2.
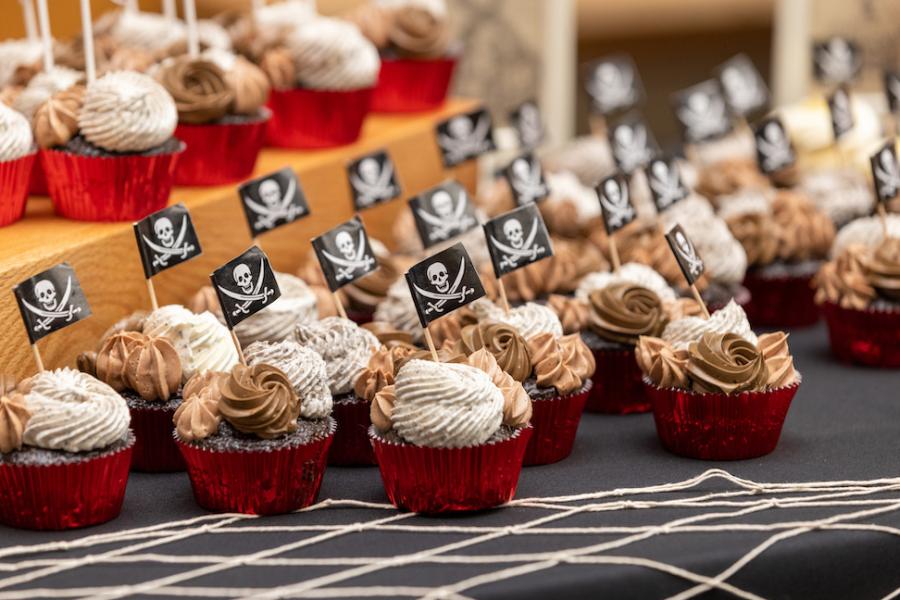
(230, 329, 246, 365)
(690, 284, 710, 320)
(146, 279, 159, 311)
(496, 276, 510, 314)
(609, 235, 621, 272)
(333, 292, 348, 320)
(422, 327, 440, 363)
(31, 343, 44, 373)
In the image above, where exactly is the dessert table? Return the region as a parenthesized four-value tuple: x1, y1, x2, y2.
(1, 321, 897, 599)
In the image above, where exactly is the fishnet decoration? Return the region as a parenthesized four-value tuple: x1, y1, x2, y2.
(0, 469, 899, 600)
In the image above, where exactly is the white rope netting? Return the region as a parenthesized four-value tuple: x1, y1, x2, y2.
(0, 469, 899, 600)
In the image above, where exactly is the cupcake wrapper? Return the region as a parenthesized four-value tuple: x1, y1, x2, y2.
(29, 154, 49, 196)
(129, 404, 185, 472)
(42, 143, 184, 222)
(372, 56, 457, 113)
(329, 397, 377, 466)
(586, 347, 650, 414)
(174, 113, 270, 186)
(266, 87, 373, 149)
(743, 271, 819, 328)
(0, 152, 36, 227)
(370, 426, 532, 513)
(645, 379, 799, 460)
(177, 424, 334, 515)
(821, 302, 900, 368)
(524, 381, 591, 466)
(0, 438, 134, 530)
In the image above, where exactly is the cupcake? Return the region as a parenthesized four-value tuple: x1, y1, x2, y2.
(294, 316, 380, 464)
(156, 50, 270, 185)
(174, 363, 335, 515)
(0, 102, 36, 227)
(637, 328, 800, 460)
(0, 369, 133, 530)
(369, 352, 532, 513)
(814, 236, 900, 367)
(36, 71, 182, 221)
(263, 16, 379, 148)
(721, 188, 835, 326)
(373, 278, 470, 347)
(348, 0, 456, 112)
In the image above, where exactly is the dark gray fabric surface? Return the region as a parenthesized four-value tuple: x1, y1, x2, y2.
(1, 322, 899, 599)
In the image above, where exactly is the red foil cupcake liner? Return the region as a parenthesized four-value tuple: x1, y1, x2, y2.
(372, 56, 457, 113)
(42, 143, 184, 222)
(0, 151, 36, 227)
(646, 379, 799, 460)
(177, 422, 334, 515)
(266, 87, 373, 149)
(524, 381, 591, 466)
(370, 426, 532, 513)
(129, 405, 185, 472)
(329, 397, 377, 466)
(174, 112, 270, 186)
(586, 347, 650, 414)
(29, 154, 48, 196)
(821, 302, 900, 368)
(0, 437, 134, 530)
(743, 271, 819, 328)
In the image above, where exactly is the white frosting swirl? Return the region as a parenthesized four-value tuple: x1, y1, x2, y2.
(22, 368, 130, 452)
(111, 11, 186, 53)
(392, 359, 503, 448)
(471, 299, 563, 340)
(79, 71, 177, 153)
(294, 316, 380, 395)
(687, 128, 755, 167)
(255, 0, 317, 46)
(244, 340, 332, 419)
(0, 102, 33, 161)
(800, 168, 873, 226)
(831, 214, 900, 258)
(374, 278, 426, 343)
(545, 170, 601, 225)
(576, 262, 677, 302)
(0, 40, 42, 88)
(12, 67, 82, 122)
(377, 0, 448, 18)
(716, 188, 772, 220)
(286, 17, 380, 90)
(143, 305, 239, 381)
(234, 273, 317, 346)
(662, 299, 757, 350)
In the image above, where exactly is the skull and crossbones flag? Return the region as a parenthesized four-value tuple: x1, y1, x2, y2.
(607, 111, 660, 174)
(753, 116, 796, 175)
(828, 86, 855, 141)
(483, 203, 553, 278)
(596, 172, 636, 235)
(870, 141, 900, 205)
(813, 37, 861, 86)
(583, 53, 644, 116)
(238, 167, 310, 238)
(210, 246, 281, 329)
(884, 71, 900, 115)
(405, 242, 486, 327)
(509, 99, 545, 150)
(503, 152, 549, 206)
(672, 79, 734, 144)
(665, 224, 705, 286)
(347, 149, 402, 211)
(646, 158, 689, 213)
(408, 180, 480, 249)
(14, 263, 92, 344)
(715, 53, 769, 118)
(311, 215, 379, 292)
(133, 203, 202, 279)
(435, 107, 497, 167)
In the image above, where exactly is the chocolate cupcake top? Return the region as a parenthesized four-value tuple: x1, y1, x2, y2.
(157, 56, 234, 124)
(33, 85, 83, 149)
(635, 336, 689, 390)
(345, 3, 393, 50)
(814, 244, 877, 310)
(354, 346, 415, 402)
(244, 340, 331, 419)
(389, 5, 450, 58)
(219, 363, 300, 439)
(697, 158, 768, 199)
(123, 335, 182, 402)
(757, 332, 797, 389)
(0, 390, 29, 453)
(294, 317, 379, 395)
(527, 332, 595, 395)
(865, 237, 900, 301)
(452, 322, 531, 383)
(547, 294, 590, 335)
(467, 349, 531, 428)
(173, 371, 223, 442)
(361, 321, 418, 350)
(587, 283, 668, 346)
(95, 331, 146, 392)
(687, 332, 768, 395)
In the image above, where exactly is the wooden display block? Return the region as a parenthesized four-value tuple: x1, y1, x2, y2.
(0, 99, 480, 379)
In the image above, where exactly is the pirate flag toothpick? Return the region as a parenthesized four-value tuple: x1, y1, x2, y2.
(584, 53, 644, 116)
(347, 149, 402, 211)
(503, 152, 549, 206)
(646, 158, 689, 213)
(409, 180, 479, 249)
(595, 172, 634, 271)
(133, 203, 202, 309)
(885, 71, 900, 115)
(754, 116, 795, 176)
(211, 246, 280, 336)
(715, 54, 769, 118)
(238, 167, 309, 238)
(665, 224, 710, 319)
(607, 111, 660, 174)
(828, 86, 855, 142)
(435, 107, 496, 167)
(870, 141, 899, 235)
(311, 215, 378, 293)
(14, 262, 92, 370)
(672, 79, 733, 144)
(813, 37, 861, 86)
(509, 99, 545, 149)
(484, 203, 552, 277)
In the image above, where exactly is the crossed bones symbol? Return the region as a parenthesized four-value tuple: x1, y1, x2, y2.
(490, 217, 545, 269)
(413, 257, 475, 315)
(21, 277, 82, 332)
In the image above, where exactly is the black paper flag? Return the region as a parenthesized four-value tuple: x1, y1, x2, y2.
(435, 108, 496, 167)
(607, 111, 659, 174)
(483, 203, 553, 277)
(672, 79, 733, 144)
(754, 117, 796, 175)
(828, 86, 855, 141)
(814, 37, 861, 85)
(347, 149, 402, 210)
(509, 99, 545, 149)
(238, 167, 309, 237)
(870, 141, 900, 205)
(311, 215, 379, 292)
(646, 158, 689, 213)
(133, 203, 202, 279)
(596, 172, 636, 234)
(503, 152, 549, 206)
(584, 53, 644, 116)
(409, 180, 479, 249)
(14, 263, 92, 344)
(210, 246, 281, 329)
(665, 224, 705, 286)
(716, 54, 769, 117)
(405, 242, 485, 327)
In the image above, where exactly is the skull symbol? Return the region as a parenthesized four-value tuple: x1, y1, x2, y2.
(448, 116, 473, 140)
(358, 157, 380, 185)
(259, 179, 282, 209)
(603, 178, 623, 206)
(154, 217, 174, 247)
(688, 91, 710, 115)
(676, 231, 695, 261)
(233, 263, 253, 294)
(764, 122, 783, 144)
(427, 262, 450, 293)
(431, 191, 454, 219)
(503, 218, 524, 249)
(651, 160, 669, 183)
(614, 125, 634, 148)
(512, 158, 532, 183)
(335, 230, 356, 260)
(35, 280, 57, 310)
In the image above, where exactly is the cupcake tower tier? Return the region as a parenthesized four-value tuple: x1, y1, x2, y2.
(0, 99, 480, 380)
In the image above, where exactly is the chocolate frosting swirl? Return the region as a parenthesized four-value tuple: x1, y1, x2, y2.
(157, 56, 234, 124)
(467, 349, 531, 427)
(527, 332, 595, 395)
(259, 47, 296, 91)
(453, 322, 531, 382)
(865, 237, 900, 301)
(96, 331, 147, 392)
(361, 321, 418, 350)
(345, 3, 393, 50)
(370, 384, 395, 433)
(771, 190, 835, 262)
(687, 332, 768, 395)
(0, 391, 30, 453)
(219, 363, 300, 439)
(354, 346, 414, 402)
(588, 283, 668, 345)
(226, 56, 270, 115)
(726, 211, 779, 267)
(814, 244, 876, 310)
(547, 294, 589, 335)
(635, 336, 690, 389)
(124, 336, 182, 402)
(757, 332, 798, 389)
(173, 371, 223, 442)
(33, 85, 84, 149)
(389, 6, 450, 58)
